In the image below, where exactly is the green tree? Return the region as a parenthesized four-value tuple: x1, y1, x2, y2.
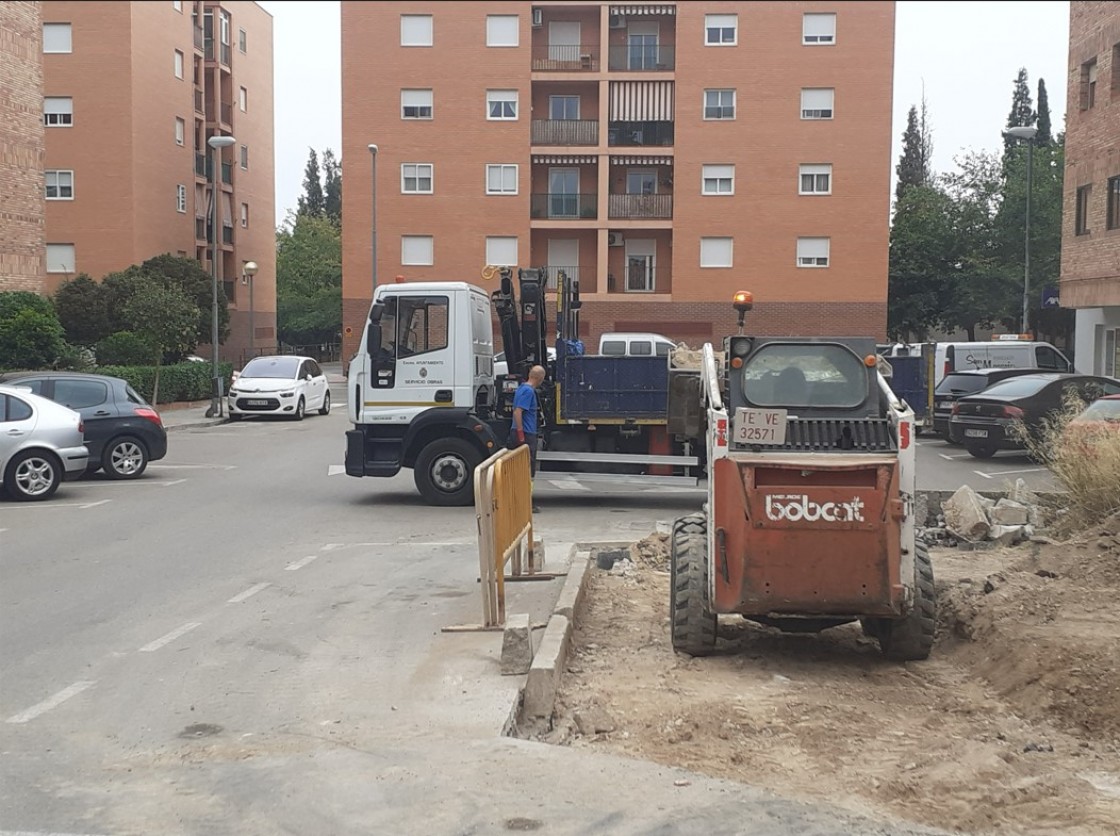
(0, 292, 67, 370)
(53, 273, 110, 346)
(888, 185, 958, 340)
(896, 106, 926, 203)
(1035, 78, 1053, 146)
(122, 280, 198, 404)
(297, 148, 325, 217)
(323, 148, 342, 225)
(1002, 68, 1035, 163)
(101, 266, 152, 335)
(276, 212, 342, 346)
(140, 253, 229, 349)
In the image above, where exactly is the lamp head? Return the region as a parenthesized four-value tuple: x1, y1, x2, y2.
(368, 144, 378, 154)
(1003, 126, 1038, 141)
(242, 260, 259, 277)
(208, 134, 237, 149)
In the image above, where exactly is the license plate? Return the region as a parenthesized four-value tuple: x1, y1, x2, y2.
(247, 399, 268, 406)
(734, 408, 788, 445)
(964, 428, 988, 438)
(938, 401, 952, 409)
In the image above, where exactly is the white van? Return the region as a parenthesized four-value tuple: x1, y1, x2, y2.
(935, 340, 1072, 384)
(598, 332, 676, 358)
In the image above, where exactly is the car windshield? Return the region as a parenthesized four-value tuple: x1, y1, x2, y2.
(241, 357, 300, 379)
(971, 376, 1050, 399)
(1074, 398, 1120, 423)
(936, 374, 993, 395)
(741, 344, 866, 408)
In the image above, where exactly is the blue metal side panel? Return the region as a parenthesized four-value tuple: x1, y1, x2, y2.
(559, 356, 668, 420)
(887, 356, 928, 419)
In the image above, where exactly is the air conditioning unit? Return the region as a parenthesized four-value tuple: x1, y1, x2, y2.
(608, 232, 624, 247)
(531, 7, 542, 28)
(609, 14, 626, 29)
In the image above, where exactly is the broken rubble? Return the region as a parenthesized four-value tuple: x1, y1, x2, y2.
(991, 498, 1030, 527)
(942, 485, 992, 542)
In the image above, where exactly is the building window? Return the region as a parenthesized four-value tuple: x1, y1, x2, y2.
(700, 237, 733, 268)
(45, 170, 74, 200)
(486, 15, 519, 47)
(1075, 184, 1091, 235)
(401, 89, 433, 119)
(799, 164, 832, 194)
(549, 95, 579, 120)
(173, 1, 182, 12)
(803, 13, 836, 44)
(44, 97, 73, 127)
(240, 145, 248, 169)
(239, 86, 247, 112)
(801, 88, 834, 119)
(174, 49, 184, 79)
(701, 164, 734, 195)
(797, 237, 831, 267)
(486, 90, 519, 120)
(704, 14, 737, 45)
(46, 244, 75, 273)
(703, 89, 735, 120)
(176, 184, 187, 213)
(219, 11, 230, 47)
(401, 163, 434, 194)
(1113, 44, 1120, 92)
(241, 203, 249, 228)
(1108, 175, 1120, 230)
(485, 236, 518, 267)
(1080, 59, 1098, 110)
(486, 164, 518, 195)
(239, 27, 247, 53)
(43, 23, 72, 53)
(400, 14, 433, 47)
(401, 235, 434, 266)
(175, 117, 185, 145)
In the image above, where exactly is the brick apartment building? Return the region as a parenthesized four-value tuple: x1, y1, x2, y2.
(339, 1, 895, 360)
(1062, 0, 1120, 376)
(0, 1, 46, 295)
(39, 0, 275, 362)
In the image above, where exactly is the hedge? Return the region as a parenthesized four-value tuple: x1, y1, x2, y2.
(96, 361, 234, 404)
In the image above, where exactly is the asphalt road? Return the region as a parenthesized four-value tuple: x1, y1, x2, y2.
(914, 432, 1057, 493)
(1, 386, 951, 835)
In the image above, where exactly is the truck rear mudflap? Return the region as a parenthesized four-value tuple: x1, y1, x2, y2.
(712, 454, 905, 617)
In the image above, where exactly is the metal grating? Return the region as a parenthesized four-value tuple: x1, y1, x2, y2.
(741, 418, 897, 452)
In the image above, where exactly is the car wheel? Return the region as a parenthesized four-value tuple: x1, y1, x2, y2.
(102, 436, 149, 479)
(965, 441, 998, 459)
(318, 391, 331, 416)
(293, 397, 305, 421)
(4, 449, 62, 501)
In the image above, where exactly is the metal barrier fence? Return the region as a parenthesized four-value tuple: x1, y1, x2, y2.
(475, 444, 537, 628)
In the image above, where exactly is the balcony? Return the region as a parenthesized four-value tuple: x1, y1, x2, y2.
(531, 119, 598, 146)
(195, 217, 207, 241)
(193, 26, 203, 49)
(221, 161, 232, 185)
(608, 44, 675, 72)
(194, 88, 204, 113)
(531, 44, 599, 72)
(222, 223, 233, 245)
(220, 41, 231, 66)
(608, 121, 674, 147)
(609, 194, 673, 220)
(195, 153, 208, 178)
(204, 37, 214, 61)
(530, 193, 597, 220)
(540, 264, 594, 291)
(220, 102, 232, 125)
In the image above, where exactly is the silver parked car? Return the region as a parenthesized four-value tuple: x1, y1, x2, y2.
(0, 384, 89, 501)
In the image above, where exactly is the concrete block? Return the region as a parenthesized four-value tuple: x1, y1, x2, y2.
(522, 615, 571, 720)
(990, 498, 1029, 527)
(554, 554, 590, 621)
(500, 613, 534, 676)
(942, 485, 991, 542)
(989, 524, 1027, 547)
(1011, 478, 1039, 507)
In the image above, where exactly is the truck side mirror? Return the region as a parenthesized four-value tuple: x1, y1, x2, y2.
(365, 301, 385, 357)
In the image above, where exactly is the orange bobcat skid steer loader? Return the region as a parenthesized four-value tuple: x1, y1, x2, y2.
(670, 293, 934, 661)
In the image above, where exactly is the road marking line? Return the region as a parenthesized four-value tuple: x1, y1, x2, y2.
(548, 479, 592, 491)
(938, 453, 972, 461)
(6, 681, 95, 724)
(228, 582, 271, 603)
(327, 464, 346, 476)
(66, 481, 185, 488)
(139, 622, 201, 652)
(80, 499, 110, 509)
(976, 467, 1049, 478)
(0, 831, 109, 836)
(285, 555, 319, 571)
(147, 463, 237, 470)
(161, 479, 187, 487)
(321, 541, 472, 551)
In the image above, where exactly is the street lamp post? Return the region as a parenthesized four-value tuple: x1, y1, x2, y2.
(368, 144, 378, 300)
(206, 133, 236, 418)
(242, 260, 259, 359)
(1003, 125, 1039, 334)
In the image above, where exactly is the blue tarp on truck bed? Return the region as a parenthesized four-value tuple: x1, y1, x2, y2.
(886, 355, 932, 423)
(558, 355, 668, 421)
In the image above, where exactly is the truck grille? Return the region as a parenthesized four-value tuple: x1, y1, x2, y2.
(746, 418, 897, 452)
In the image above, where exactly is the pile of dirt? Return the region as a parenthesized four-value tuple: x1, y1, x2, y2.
(536, 526, 1120, 835)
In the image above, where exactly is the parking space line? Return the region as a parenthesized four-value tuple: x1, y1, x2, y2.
(139, 622, 201, 652)
(6, 680, 95, 724)
(938, 453, 972, 461)
(974, 467, 1049, 479)
(327, 464, 346, 476)
(63, 480, 185, 489)
(0, 499, 111, 511)
(227, 582, 271, 603)
(285, 555, 319, 571)
(147, 463, 237, 470)
(0, 830, 109, 836)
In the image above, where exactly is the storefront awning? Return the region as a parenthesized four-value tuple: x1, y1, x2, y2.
(609, 81, 674, 121)
(610, 4, 676, 15)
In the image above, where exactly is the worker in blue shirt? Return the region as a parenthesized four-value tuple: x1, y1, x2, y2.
(508, 365, 545, 508)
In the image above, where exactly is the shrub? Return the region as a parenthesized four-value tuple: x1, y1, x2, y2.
(0, 292, 67, 370)
(96, 361, 233, 404)
(96, 331, 155, 366)
(53, 273, 110, 346)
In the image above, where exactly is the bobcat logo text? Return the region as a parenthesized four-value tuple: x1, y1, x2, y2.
(765, 494, 866, 523)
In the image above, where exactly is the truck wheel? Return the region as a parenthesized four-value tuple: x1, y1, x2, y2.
(414, 438, 481, 507)
(670, 513, 718, 657)
(877, 538, 935, 661)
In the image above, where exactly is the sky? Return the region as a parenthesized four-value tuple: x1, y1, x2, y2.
(264, 1, 1071, 227)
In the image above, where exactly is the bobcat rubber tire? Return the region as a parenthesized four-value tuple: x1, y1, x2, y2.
(670, 513, 718, 657)
(877, 538, 936, 661)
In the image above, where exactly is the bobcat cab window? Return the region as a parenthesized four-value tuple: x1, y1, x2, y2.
(393, 295, 449, 357)
(742, 343, 866, 409)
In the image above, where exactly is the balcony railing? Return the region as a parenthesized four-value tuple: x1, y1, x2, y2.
(609, 193, 673, 219)
(195, 217, 207, 241)
(608, 44, 675, 71)
(194, 88, 204, 113)
(530, 44, 599, 71)
(221, 161, 232, 185)
(530, 193, 597, 220)
(193, 26, 204, 49)
(204, 37, 214, 61)
(539, 264, 594, 291)
(608, 120, 674, 146)
(195, 153, 208, 178)
(222, 224, 233, 245)
(220, 41, 231, 66)
(220, 102, 232, 125)
(531, 119, 598, 146)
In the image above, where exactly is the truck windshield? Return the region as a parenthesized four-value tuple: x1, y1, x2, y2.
(742, 344, 866, 408)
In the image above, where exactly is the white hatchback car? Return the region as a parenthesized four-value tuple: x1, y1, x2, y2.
(228, 355, 330, 421)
